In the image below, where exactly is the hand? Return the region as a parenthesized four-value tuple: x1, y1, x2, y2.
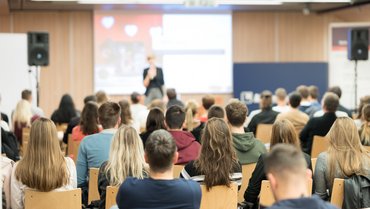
(148, 67, 157, 79)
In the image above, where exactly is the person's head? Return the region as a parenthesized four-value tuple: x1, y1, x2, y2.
(130, 92, 141, 104)
(96, 90, 109, 106)
(275, 88, 287, 103)
(148, 99, 166, 112)
(166, 88, 177, 100)
(326, 117, 370, 184)
(358, 95, 370, 119)
(270, 119, 301, 149)
(57, 94, 77, 121)
(147, 54, 156, 65)
(360, 104, 370, 145)
(202, 95, 215, 111)
(184, 100, 199, 131)
(83, 95, 97, 104)
(145, 129, 178, 173)
(165, 105, 185, 130)
(328, 86, 342, 99)
(105, 126, 146, 186)
(195, 118, 238, 190)
(225, 101, 248, 128)
(288, 92, 302, 109)
(146, 108, 166, 133)
(98, 102, 121, 129)
(296, 85, 309, 100)
(322, 92, 339, 113)
(13, 99, 33, 126)
(260, 90, 273, 110)
(15, 118, 69, 192)
(207, 105, 225, 120)
(265, 144, 311, 201)
(80, 102, 99, 135)
(118, 99, 133, 126)
(21, 89, 32, 102)
(308, 85, 319, 101)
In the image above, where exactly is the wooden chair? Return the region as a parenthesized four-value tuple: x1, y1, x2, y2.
(67, 134, 81, 163)
(88, 168, 100, 204)
(256, 124, 273, 144)
(105, 186, 119, 209)
(22, 127, 31, 155)
(330, 178, 344, 209)
(238, 163, 257, 202)
(260, 179, 313, 207)
(200, 183, 238, 209)
(24, 188, 81, 209)
(311, 158, 317, 174)
(173, 165, 185, 178)
(311, 135, 329, 158)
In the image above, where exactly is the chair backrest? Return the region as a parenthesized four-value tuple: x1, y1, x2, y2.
(105, 186, 119, 209)
(259, 179, 313, 207)
(22, 127, 31, 154)
(311, 135, 330, 158)
(173, 165, 184, 178)
(256, 124, 273, 144)
(67, 135, 81, 163)
(330, 178, 344, 209)
(238, 163, 257, 202)
(311, 158, 317, 174)
(200, 183, 238, 209)
(88, 168, 100, 204)
(24, 188, 81, 209)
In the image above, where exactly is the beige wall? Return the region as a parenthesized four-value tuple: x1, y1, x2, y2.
(1, 5, 370, 116)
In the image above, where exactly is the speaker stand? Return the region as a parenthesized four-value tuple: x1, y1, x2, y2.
(354, 60, 358, 113)
(35, 66, 40, 107)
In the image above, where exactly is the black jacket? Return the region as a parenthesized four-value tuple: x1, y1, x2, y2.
(299, 112, 337, 155)
(143, 67, 164, 96)
(247, 108, 279, 135)
(1, 112, 9, 124)
(343, 175, 370, 209)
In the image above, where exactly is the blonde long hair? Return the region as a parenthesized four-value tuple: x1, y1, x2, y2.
(12, 100, 32, 127)
(327, 117, 370, 183)
(15, 118, 69, 192)
(185, 100, 198, 131)
(104, 126, 146, 186)
(360, 104, 370, 145)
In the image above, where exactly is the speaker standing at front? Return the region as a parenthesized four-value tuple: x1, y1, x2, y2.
(28, 32, 49, 66)
(347, 28, 369, 61)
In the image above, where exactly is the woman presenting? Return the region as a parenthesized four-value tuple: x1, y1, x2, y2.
(143, 55, 165, 105)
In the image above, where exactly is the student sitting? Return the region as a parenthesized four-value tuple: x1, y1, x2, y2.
(11, 118, 77, 209)
(184, 100, 204, 143)
(199, 95, 215, 122)
(181, 118, 242, 189)
(130, 92, 148, 132)
(118, 99, 140, 132)
(98, 126, 147, 209)
(225, 101, 266, 165)
(264, 144, 336, 209)
(305, 85, 321, 117)
(71, 102, 101, 141)
(272, 88, 289, 113)
(166, 88, 184, 109)
(207, 105, 225, 120)
(297, 85, 311, 113)
(12, 100, 33, 145)
(359, 104, 370, 146)
(116, 129, 201, 209)
(166, 105, 200, 164)
(139, 108, 166, 148)
(51, 94, 79, 124)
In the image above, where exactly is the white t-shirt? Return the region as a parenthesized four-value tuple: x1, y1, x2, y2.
(130, 104, 149, 131)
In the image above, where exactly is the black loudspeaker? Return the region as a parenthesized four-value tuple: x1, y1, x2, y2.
(347, 28, 369, 61)
(28, 32, 49, 66)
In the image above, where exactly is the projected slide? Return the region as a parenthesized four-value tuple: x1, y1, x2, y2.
(94, 12, 232, 94)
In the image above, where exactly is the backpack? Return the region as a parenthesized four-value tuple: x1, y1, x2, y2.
(1, 127, 20, 161)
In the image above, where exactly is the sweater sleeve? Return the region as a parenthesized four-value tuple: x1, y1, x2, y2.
(313, 153, 329, 200)
(98, 162, 109, 209)
(65, 157, 77, 188)
(244, 155, 266, 205)
(10, 163, 24, 209)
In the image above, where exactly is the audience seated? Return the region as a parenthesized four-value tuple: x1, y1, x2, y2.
(51, 94, 79, 124)
(207, 105, 225, 119)
(166, 105, 200, 165)
(130, 92, 148, 131)
(243, 119, 312, 209)
(226, 101, 266, 165)
(0, 94, 9, 124)
(1, 127, 20, 161)
(180, 118, 242, 189)
(76, 102, 121, 205)
(63, 95, 97, 144)
(264, 144, 336, 209)
(12, 100, 33, 145)
(139, 108, 166, 148)
(305, 85, 321, 117)
(272, 88, 289, 113)
(166, 88, 184, 109)
(1, 115, 10, 131)
(359, 104, 370, 146)
(247, 90, 279, 135)
(327, 86, 352, 117)
(98, 126, 147, 209)
(300, 92, 339, 154)
(118, 99, 139, 131)
(148, 99, 166, 113)
(355, 95, 370, 129)
(21, 89, 44, 117)
(116, 129, 201, 209)
(275, 92, 309, 134)
(71, 102, 101, 142)
(297, 85, 311, 113)
(11, 118, 77, 209)
(199, 95, 215, 122)
(184, 100, 204, 143)
(1, 156, 14, 209)
(314, 117, 370, 201)
(96, 90, 109, 107)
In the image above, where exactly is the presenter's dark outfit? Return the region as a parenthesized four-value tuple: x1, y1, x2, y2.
(143, 67, 164, 105)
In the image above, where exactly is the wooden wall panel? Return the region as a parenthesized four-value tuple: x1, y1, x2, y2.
(0, 14, 11, 32)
